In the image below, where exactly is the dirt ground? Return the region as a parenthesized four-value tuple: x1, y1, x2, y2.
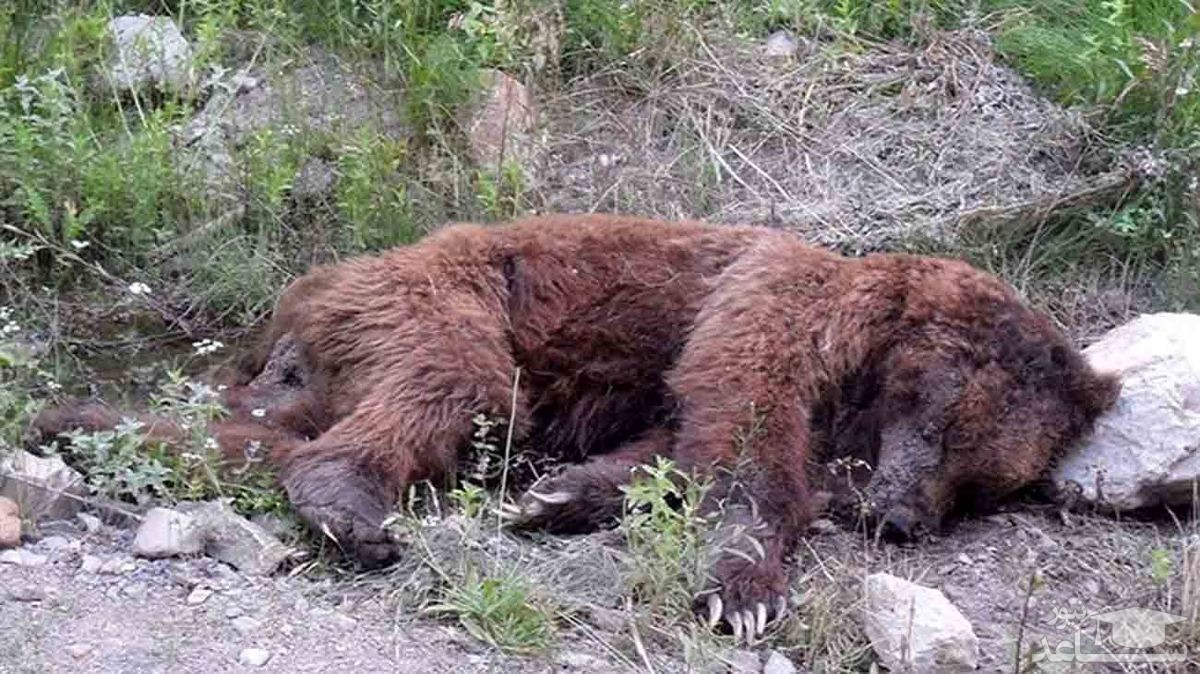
(1, 501, 1194, 673)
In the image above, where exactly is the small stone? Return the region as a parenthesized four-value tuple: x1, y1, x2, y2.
(77, 512, 102, 533)
(329, 613, 357, 630)
(231, 616, 260, 636)
(586, 606, 626, 633)
(225, 605, 244, 619)
(65, 643, 93, 659)
(7, 583, 47, 602)
(807, 518, 839, 535)
(187, 586, 214, 605)
(99, 556, 135, 575)
(860, 573, 978, 672)
(292, 597, 309, 612)
(763, 650, 798, 674)
(558, 651, 602, 668)
(238, 648, 271, 667)
(40, 535, 71, 552)
(122, 583, 148, 599)
(80, 555, 103, 573)
(725, 649, 760, 674)
(764, 30, 799, 58)
(0, 496, 20, 548)
(955, 553, 972, 566)
(0, 548, 47, 566)
(133, 507, 206, 559)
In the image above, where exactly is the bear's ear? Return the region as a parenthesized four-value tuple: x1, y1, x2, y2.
(1080, 370, 1122, 419)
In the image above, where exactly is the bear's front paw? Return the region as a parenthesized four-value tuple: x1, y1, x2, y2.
(697, 553, 789, 645)
(284, 460, 401, 568)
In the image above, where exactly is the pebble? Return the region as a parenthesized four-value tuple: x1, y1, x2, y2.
(77, 512, 103, 533)
(238, 648, 272, 667)
(226, 605, 244, 619)
(955, 553, 972, 566)
(187, 586, 214, 605)
(232, 616, 261, 636)
(65, 643, 93, 659)
(99, 557, 135, 575)
(80, 555, 104, 573)
(0, 548, 47, 566)
(558, 651, 603, 668)
(764, 651, 798, 674)
(40, 535, 71, 552)
(7, 583, 48, 602)
(764, 30, 800, 58)
(725, 649, 760, 673)
(329, 613, 357, 630)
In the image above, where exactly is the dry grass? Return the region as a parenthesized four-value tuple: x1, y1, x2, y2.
(533, 28, 1141, 254)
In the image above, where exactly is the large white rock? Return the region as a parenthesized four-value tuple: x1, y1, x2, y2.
(860, 573, 979, 672)
(0, 451, 87, 520)
(107, 15, 194, 93)
(1052, 313, 1200, 510)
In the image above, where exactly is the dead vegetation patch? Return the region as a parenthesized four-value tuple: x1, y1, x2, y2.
(534, 28, 1141, 253)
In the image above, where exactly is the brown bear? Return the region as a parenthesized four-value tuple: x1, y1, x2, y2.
(33, 214, 1119, 640)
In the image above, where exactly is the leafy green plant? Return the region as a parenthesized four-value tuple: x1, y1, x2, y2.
(426, 568, 557, 654)
(620, 456, 713, 613)
(65, 419, 175, 506)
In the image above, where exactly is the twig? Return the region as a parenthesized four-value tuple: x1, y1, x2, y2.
(495, 367, 522, 536)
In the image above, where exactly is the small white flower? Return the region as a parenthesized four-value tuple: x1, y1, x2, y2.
(251, 408, 267, 418)
(204, 437, 219, 451)
(1, 321, 18, 336)
(1177, 87, 1192, 97)
(191, 339, 226, 356)
(69, 239, 90, 251)
(128, 282, 152, 296)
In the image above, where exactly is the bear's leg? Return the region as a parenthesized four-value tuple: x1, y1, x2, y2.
(665, 247, 826, 642)
(276, 318, 525, 567)
(501, 427, 672, 533)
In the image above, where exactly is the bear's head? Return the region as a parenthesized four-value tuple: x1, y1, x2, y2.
(859, 261, 1121, 542)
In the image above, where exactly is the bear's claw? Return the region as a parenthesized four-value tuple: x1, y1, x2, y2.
(702, 593, 787, 645)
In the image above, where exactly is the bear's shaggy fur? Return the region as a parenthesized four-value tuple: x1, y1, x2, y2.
(33, 214, 1119, 632)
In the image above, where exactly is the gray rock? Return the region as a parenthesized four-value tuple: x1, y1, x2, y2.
(186, 586, 214, 605)
(40, 535, 71, 552)
(763, 651, 797, 674)
(7, 583, 48, 602)
(76, 512, 102, 534)
(79, 554, 104, 574)
(725, 649, 760, 674)
(764, 31, 800, 58)
(465, 69, 538, 170)
(184, 501, 290, 576)
(860, 572, 978, 672)
(238, 648, 272, 667)
(0, 450, 87, 520)
(180, 51, 405, 203)
(1053, 313, 1200, 510)
(106, 15, 194, 93)
(65, 643, 93, 659)
(0, 548, 47, 567)
(99, 556, 135, 575)
(133, 507, 206, 558)
(231, 615, 261, 636)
